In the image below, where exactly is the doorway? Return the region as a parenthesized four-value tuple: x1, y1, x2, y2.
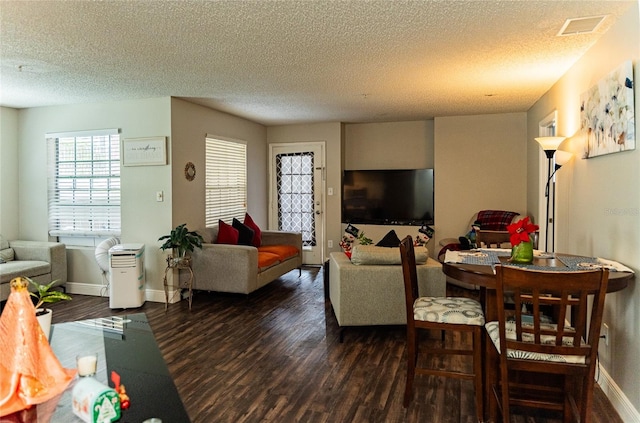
(269, 142, 325, 265)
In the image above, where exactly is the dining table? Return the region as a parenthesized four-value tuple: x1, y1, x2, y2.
(441, 248, 635, 421)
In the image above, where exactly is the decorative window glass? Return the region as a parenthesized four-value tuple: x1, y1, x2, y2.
(276, 152, 316, 247)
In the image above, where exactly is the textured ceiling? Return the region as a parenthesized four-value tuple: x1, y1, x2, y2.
(0, 1, 635, 125)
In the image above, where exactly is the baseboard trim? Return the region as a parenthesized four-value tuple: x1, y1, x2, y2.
(598, 364, 640, 423)
(64, 282, 177, 304)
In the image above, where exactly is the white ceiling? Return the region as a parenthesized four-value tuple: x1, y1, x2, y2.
(0, 0, 635, 126)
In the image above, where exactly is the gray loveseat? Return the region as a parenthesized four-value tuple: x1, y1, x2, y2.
(329, 245, 446, 333)
(184, 227, 303, 295)
(0, 237, 67, 302)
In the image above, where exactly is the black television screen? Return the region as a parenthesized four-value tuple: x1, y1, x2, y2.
(342, 169, 434, 225)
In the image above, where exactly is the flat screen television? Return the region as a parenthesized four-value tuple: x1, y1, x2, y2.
(342, 169, 434, 225)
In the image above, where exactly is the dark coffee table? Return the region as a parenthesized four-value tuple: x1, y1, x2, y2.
(7, 313, 190, 422)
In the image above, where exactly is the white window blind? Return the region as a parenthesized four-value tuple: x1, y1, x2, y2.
(46, 129, 121, 238)
(205, 136, 247, 227)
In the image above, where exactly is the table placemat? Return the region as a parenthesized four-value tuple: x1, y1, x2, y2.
(501, 263, 587, 271)
(456, 250, 509, 266)
(557, 255, 598, 269)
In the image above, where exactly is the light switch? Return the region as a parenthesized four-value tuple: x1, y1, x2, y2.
(156, 191, 164, 202)
(328, 187, 333, 196)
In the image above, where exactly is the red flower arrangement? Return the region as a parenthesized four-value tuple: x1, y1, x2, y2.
(506, 217, 539, 247)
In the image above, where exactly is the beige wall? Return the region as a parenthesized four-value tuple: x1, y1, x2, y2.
(344, 120, 434, 169)
(267, 122, 343, 259)
(0, 107, 19, 240)
(527, 3, 640, 418)
(341, 120, 437, 250)
(8, 97, 269, 299)
(434, 113, 528, 252)
(170, 98, 268, 229)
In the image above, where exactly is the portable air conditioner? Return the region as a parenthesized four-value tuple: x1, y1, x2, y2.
(108, 243, 145, 309)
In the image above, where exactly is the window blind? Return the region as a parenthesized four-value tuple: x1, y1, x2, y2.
(205, 136, 247, 227)
(47, 130, 121, 237)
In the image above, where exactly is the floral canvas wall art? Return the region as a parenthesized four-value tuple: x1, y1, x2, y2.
(580, 60, 635, 159)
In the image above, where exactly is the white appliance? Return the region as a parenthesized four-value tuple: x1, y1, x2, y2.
(108, 243, 145, 309)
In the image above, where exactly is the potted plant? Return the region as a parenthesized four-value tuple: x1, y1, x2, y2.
(27, 277, 72, 340)
(158, 223, 204, 261)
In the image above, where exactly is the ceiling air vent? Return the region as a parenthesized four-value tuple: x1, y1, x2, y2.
(557, 15, 607, 36)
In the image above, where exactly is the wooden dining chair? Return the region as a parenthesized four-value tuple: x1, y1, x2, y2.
(399, 236, 485, 422)
(486, 265, 609, 423)
(475, 230, 512, 249)
(476, 230, 540, 250)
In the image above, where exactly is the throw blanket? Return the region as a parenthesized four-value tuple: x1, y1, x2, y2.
(477, 210, 519, 230)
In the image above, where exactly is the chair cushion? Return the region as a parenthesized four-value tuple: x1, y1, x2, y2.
(414, 297, 485, 326)
(484, 321, 585, 364)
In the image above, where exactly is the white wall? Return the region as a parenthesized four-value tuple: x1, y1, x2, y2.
(16, 98, 173, 295)
(527, 3, 640, 418)
(267, 122, 343, 260)
(0, 107, 19, 240)
(434, 113, 528, 253)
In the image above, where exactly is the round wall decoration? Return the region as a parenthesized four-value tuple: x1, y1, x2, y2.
(184, 162, 196, 181)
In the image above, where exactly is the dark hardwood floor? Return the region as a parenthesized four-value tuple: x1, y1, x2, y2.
(39, 266, 620, 423)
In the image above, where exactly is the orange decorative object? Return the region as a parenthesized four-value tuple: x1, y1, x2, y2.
(0, 277, 76, 417)
(110, 371, 130, 409)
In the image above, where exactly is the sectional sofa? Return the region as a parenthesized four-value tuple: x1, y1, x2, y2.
(0, 237, 67, 302)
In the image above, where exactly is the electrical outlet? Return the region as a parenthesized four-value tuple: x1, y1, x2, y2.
(602, 323, 609, 346)
(328, 240, 333, 248)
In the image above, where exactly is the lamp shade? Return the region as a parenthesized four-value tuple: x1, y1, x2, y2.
(535, 136, 565, 151)
(555, 150, 573, 167)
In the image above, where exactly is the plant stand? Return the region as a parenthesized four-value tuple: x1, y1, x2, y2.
(163, 255, 194, 310)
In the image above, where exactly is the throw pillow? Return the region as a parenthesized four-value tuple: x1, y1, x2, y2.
(216, 220, 239, 245)
(232, 218, 255, 246)
(0, 247, 15, 262)
(376, 230, 401, 247)
(350, 245, 428, 265)
(243, 213, 262, 247)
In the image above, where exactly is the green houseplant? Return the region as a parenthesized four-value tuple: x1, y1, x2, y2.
(158, 223, 204, 258)
(29, 278, 72, 312)
(25, 277, 72, 340)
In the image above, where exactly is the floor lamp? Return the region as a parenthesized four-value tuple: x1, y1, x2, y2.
(545, 150, 573, 252)
(535, 136, 565, 252)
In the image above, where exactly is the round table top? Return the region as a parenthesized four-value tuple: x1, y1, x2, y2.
(442, 253, 634, 293)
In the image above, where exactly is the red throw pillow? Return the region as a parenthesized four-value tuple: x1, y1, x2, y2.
(243, 213, 262, 247)
(216, 220, 239, 245)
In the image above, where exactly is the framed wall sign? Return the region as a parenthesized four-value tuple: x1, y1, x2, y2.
(122, 136, 167, 166)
